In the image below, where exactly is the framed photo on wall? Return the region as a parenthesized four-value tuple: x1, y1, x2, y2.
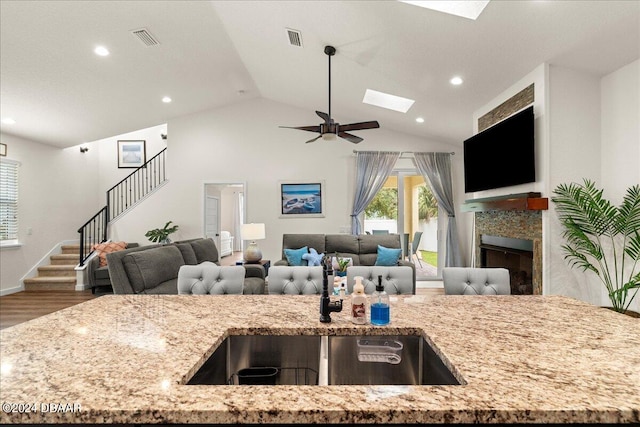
(279, 181, 325, 218)
(117, 140, 146, 168)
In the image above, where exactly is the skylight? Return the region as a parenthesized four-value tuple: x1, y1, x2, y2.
(363, 89, 415, 113)
(399, 1, 490, 20)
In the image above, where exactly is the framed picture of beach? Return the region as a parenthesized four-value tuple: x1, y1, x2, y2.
(279, 181, 325, 218)
(117, 140, 146, 168)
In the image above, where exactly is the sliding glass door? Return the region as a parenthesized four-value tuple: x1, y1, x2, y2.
(364, 170, 443, 279)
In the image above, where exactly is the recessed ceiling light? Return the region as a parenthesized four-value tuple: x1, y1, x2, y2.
(399, 1, 490, 20)
(162, 96, 172, 103)
(363, 89, 415, 113)
(1, 118, 16, 125)
(94, 46, 110, 56)
(416, 117, 425, 123)
(450, 76, 463, 85)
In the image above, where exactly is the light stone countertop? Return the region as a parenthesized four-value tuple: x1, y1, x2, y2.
(0, 294, 639, 424)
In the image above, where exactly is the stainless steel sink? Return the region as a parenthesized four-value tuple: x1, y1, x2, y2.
(187, 334, 461, 386)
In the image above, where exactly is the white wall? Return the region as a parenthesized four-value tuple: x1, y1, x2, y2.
(470, 60, 639, 313)
(109, 97, 463, 264)
(95, 124, 167, 196)
(0, 133, 99, 294)
(546, 65, 602, 304)
(600, 59, 640, 313)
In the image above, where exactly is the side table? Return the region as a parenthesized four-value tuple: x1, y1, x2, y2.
(237, 259, 270, 277)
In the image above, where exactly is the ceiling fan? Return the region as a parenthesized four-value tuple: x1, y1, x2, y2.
(280, 45, 380, 144)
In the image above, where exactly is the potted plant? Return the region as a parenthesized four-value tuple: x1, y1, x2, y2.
(552, 179, 640, 315)
(145, 221, 179, 244)
(334, 254, 351, 277)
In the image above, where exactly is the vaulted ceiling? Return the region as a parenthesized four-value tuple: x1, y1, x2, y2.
(1, 1, 638, 148)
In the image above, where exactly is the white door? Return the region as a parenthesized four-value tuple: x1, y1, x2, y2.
(205, 196, 221, 250)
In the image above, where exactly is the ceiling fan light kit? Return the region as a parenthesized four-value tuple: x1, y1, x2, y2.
(280, 45, 380, 144)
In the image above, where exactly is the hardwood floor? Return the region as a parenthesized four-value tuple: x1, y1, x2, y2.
(0, 289, 96, 330)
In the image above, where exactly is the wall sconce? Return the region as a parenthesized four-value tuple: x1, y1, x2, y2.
(79, 146, 89, 153)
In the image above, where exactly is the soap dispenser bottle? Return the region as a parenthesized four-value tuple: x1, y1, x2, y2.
(371, 275, 390, 326)
(351, 276, 368, 325)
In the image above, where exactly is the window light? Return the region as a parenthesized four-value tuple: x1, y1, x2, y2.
(399, 1, 490, 20)
(363, 89, 415, 113)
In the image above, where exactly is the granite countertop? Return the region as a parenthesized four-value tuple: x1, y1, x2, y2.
(0, 294, 639, 424)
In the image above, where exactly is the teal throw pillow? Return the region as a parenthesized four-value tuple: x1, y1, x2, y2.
(302, 247, 324, 266)
(375, 245, 402, 266)
(284, 246, 309, 266)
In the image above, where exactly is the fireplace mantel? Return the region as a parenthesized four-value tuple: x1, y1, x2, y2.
(462, 192, 548, 213)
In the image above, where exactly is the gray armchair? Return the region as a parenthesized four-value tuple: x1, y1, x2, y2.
(267, 266, 323, 295)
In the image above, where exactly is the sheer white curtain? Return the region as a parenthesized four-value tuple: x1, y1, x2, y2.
(413, 152, 462, 267)
(350, 151, 400, 235)
(232, 191, 243, 251)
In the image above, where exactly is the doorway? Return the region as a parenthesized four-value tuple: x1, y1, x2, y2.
(363, 171, 443, 280)
(204, 183, 245, 259)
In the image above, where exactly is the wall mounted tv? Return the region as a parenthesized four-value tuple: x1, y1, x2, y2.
(463, 105, 535, 193)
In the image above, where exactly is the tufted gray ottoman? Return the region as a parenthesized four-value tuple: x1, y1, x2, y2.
(178, 262, 245, 295)
(267, 266, 324, 295)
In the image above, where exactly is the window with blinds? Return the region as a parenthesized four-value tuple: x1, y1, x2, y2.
(0, 159, 19, 243)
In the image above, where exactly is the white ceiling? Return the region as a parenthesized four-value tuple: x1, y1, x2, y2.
(1, 0, 638, 148)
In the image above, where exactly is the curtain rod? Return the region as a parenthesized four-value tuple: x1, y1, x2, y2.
(352, 150, 455, 157)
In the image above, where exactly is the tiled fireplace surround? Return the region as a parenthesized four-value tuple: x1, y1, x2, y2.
(474, 210, 542, 295)
(471, 83, 542, 295)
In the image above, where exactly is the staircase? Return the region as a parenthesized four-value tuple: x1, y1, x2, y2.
(23, 244, 79, 291)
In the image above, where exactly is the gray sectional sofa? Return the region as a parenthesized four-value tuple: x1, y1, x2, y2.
(275, 233, 416, 284)
(106, 238, 265, 295)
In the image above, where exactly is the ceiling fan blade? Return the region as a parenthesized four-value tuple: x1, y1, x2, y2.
(305, 135, 322, 144)
(279, 125, 321, 133)
(338, 132, 363, 144)
(316, 111, 332, 123)
(339, 121, 380, 132)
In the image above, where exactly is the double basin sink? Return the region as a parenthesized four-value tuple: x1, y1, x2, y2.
(187, 335, 462, 386)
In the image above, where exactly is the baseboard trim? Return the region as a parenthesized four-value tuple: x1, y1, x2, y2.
(1, 284, 24, 296)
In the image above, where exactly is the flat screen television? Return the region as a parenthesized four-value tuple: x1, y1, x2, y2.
(463, 105, 535, 193)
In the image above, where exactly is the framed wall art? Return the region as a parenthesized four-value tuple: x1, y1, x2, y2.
(0, 143, 6, 157)
(117, 140, 146, 168)
(279, 181, 325, 218)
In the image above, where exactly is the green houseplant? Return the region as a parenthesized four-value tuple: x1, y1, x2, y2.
(334, 254, 351, 277)
(552, 179, 640, 314)
(145, 221, 179, 244)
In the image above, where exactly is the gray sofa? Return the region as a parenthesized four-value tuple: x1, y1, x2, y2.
(106, 238, 265, 295)
(275, 233, 416, 284)
(87, 243, 139, 293)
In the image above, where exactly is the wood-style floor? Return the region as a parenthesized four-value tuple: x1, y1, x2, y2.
(0, 289, 96, 330)
(1, 251, 442, 330)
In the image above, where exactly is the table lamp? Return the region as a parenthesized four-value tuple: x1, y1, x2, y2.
(241, 223, 265, 263)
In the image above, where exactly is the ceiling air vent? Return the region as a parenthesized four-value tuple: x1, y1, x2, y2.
(286, 28, 303, 47)
(131, 28, 160, 47)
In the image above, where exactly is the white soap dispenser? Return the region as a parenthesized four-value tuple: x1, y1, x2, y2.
(351, 276, 368, 325)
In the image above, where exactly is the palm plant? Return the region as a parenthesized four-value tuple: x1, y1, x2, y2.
(552, 179, 640, 313)
(418, 185, 438, 222)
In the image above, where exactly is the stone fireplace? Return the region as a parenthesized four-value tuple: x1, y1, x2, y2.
(472, 206, 543, 295)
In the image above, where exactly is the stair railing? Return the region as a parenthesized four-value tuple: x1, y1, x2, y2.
(107, 148, 167, 221)
(78, 206, 108, 266)
(77, 147, 167, 266)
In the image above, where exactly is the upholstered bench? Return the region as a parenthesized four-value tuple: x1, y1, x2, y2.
(442, 267, 511, 295)
(346, 266, 414, 294)
(267, 266, 323, 295)
(177, 263, 245, 295)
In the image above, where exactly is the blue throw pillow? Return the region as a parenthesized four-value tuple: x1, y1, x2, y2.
(284, 246, 309, 266)
(302, 247, 324, 266)
(375, 245, 402, 266)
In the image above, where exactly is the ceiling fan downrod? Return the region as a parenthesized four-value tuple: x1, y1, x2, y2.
(324, 45, 336, 125)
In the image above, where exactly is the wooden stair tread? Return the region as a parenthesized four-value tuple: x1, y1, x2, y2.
(24, 277, 76, 284)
